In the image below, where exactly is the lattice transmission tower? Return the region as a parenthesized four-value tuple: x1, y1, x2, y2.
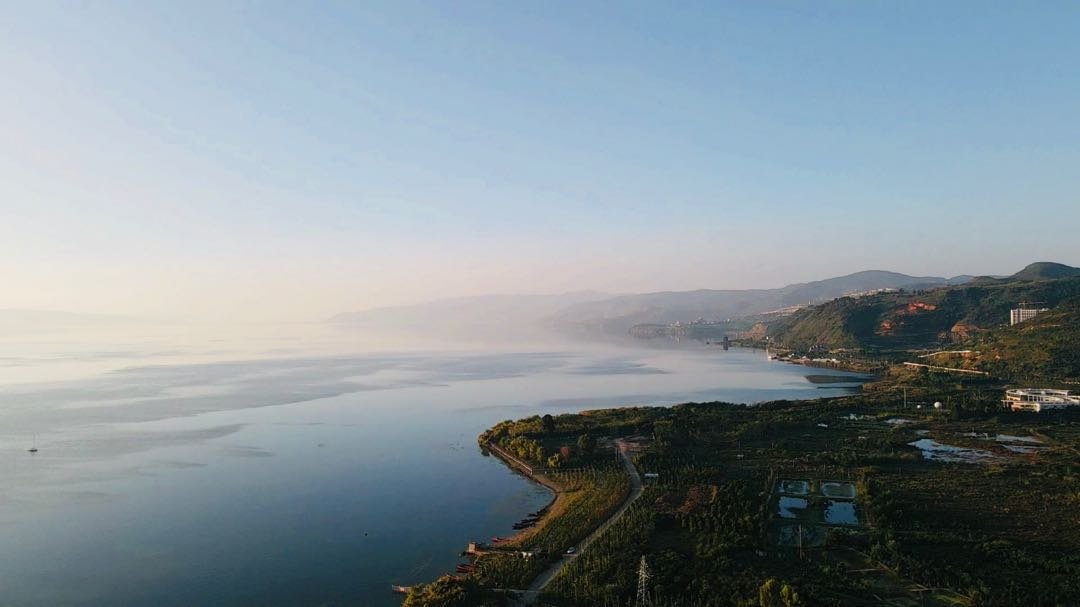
(636, 555, 651, 606)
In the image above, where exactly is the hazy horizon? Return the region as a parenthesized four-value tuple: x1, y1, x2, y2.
(5, 261, 1075, 325)
(4, 3, 1079, 322)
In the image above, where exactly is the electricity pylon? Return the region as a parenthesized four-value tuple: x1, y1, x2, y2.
(636, 556, 651, 606)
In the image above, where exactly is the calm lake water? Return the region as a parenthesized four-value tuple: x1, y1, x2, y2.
(0, 325, 863, 606)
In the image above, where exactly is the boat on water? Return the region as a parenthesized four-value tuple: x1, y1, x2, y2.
(391, 585, 410, 594)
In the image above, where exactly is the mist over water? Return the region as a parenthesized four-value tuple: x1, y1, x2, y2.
(0, 324, 863, 606)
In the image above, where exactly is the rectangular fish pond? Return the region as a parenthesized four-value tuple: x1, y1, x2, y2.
(771, 479, 861, 546)
(777, 480, 810, 496)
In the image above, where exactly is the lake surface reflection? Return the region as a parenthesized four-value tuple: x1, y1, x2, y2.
(0, 327, 863, 605)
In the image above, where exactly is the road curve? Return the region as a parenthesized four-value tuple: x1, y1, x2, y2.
(523, 439, 644, 602)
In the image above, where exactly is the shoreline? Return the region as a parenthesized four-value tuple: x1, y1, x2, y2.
(726, 342, 887, 376)
(406, 377, 880, 603)
(483, 442, 564, 546)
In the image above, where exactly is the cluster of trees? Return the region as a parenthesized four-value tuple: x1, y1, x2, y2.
(480, 408, 668, 449)
(546, 434, 599, 469)
(538, 407, 791, 606)
(501, 435, 546, 464)
(481, 417, 545, 446)
(653, 417, 692, 455)
(402, 576, 491, 607)
(488, 433, 602, 469)
(578, 433, 597, 458)
(544, 498, 654, 605)
(473, 551, 544, 591)
(484, 411, 609, 469)
(757, 578, 801, 607)
(859, 468, 1080, 605)
(544, 465, 808, 606)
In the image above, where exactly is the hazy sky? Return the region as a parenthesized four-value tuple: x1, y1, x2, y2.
(3, 2, 1078, 320)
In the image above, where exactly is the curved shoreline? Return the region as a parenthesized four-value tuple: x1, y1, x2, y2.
(483, 442, 563, 546)
(413, 386, 874, 603)
(476, 439, 642, 604)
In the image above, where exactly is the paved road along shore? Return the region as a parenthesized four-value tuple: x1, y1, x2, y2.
(522, 439, 644, 604)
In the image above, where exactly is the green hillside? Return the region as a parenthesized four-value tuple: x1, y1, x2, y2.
(933, 297, 1080, 382)
(768, 273, 1080, 352)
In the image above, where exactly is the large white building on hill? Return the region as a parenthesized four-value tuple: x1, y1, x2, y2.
(1010, 307, 1047, 325)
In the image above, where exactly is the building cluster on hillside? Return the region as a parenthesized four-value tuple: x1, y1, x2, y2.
(844, 287, 899, 299)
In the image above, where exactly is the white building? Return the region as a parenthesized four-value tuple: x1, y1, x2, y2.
(1010, 307, 1046, 325)
(1004, 388, 1080, 412)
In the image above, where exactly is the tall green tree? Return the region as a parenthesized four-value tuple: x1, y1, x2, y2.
(541, 413, 556, 435)
(759, 578, 800, 607)
(759, 578, 781, 607)
(577, 433, 597, 459)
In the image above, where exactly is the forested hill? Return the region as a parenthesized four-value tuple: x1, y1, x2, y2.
(767, 264, 1080, 352)
(1009, 261, 1080, 281)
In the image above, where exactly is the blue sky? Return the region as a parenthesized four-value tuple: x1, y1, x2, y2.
(2, 2, 1078, 319)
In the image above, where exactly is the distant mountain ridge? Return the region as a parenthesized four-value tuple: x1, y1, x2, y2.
(332, 270, 975, 336)
(544, 270, 971, 334)
(1010, 261, 1080, 281)
(329, 291, 612, 335)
